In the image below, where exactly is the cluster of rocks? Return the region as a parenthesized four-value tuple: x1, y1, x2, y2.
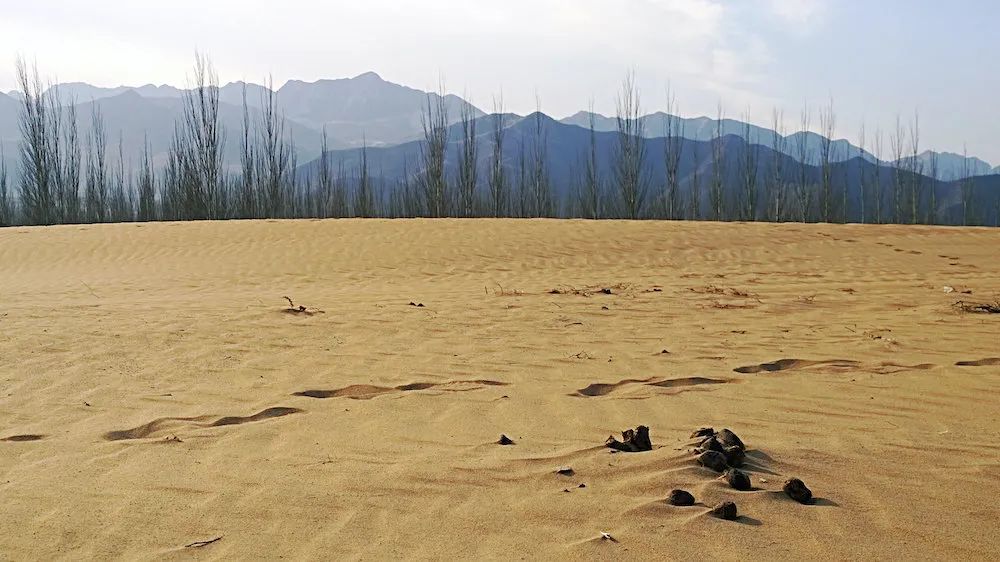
(672, 427, 814, 520)
(597, 425, 814, 521)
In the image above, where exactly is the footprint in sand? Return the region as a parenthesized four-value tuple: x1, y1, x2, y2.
(293, 379, 508, 400)
(1, 434, 46, 442)
(733, 359, 860, 374)
(103, 407, 303, 441)
(955, 358, 1000, 367)
(575, 377, 729, 397)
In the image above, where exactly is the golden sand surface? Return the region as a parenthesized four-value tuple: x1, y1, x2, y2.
(1, 219, 998, 560)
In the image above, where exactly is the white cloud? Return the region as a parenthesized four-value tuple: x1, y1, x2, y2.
(764, 0, 826, 27)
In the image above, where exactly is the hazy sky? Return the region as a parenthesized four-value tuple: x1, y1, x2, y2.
(1, 0, 997, 162)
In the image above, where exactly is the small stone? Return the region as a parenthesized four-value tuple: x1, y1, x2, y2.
(556, 466, 575, 476)
(723, 445, 745, 467)
(783, 478, 813, 504)
(600, 288, 613, 295)
(498, 434, 515, 445)
(710, 501, 738, 520)
(667, 489, 695, 506)
(697, 450, 728, 472)
(578, 483, 586, 488)
(724, 468, 752, 491)
(716, 429, 745, 451)
(606, 425, 652, 452)
(698, 436, 725, 453)
(691, 427, 715, 439)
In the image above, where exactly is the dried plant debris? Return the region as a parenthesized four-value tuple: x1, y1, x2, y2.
(605, 425, 652, 452)
(953, 300, 1000, 314)
(282, 296, 324, 316)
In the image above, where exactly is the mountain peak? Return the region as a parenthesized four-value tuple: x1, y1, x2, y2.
(352, 71, 384, 82)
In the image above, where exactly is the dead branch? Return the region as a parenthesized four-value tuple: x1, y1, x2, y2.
(185, 536, 222, 548)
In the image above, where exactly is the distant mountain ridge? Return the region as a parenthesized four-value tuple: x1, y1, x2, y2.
(0, 72, 995, 184)
(295, 112, 999, 225)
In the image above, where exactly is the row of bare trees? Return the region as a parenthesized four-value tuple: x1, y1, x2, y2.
(3, 60, 996, 227)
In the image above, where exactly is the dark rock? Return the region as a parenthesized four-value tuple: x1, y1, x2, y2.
(578, 483, 586, 488)
(556, 466, 575, 476)
(691, 427, 715, 439)
(724, 468, 752, 491)
(697, 450, 728, 472)
(600, 288, 613, 295)
(498, 434, 515, 445)
(716, 428, 745, 451)
(783, 478, 813, 504)
(723, 445, 745, 467)
(710, 501, 738, 520)
(698, 436, 725, 453)
(667, 489, 695, 506)
(605, 425, 652, 452)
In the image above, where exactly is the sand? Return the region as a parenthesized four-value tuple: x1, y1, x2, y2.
(0, 219, 998, 560)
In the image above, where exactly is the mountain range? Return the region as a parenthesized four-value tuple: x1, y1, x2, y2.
(296, 112, 999, 225)
(0, 72, 995, 187)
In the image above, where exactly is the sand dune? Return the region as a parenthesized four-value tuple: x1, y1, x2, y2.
(1, 219, 998, 560)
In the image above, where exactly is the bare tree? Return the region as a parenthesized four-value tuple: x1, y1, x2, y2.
(488, 94, 508, 217)
(531, 93, 552, 217)
(857, 122, 867, 224)
(0, 147, 11, 225)
(257, 77, 293, 218)
(15, 58, 56, 225)
(85, 106, 109, 223)
(614, 72, 647, 219)
(419, 80, 449, 217)
(167, 53, 226, 220)
(663, 86, 683, 220)
(580, 101, 602, 219)
(137, 134, 156, 221)
(516, 137, 528, 218)
(61, 101, 81, 224)
(907, 111, 923, 224)
(818, 98, 835, 222)
(769, 108, 787, 221)
(961, 144, 975, 226)
(794, 106, 812, 221)
(355, 140, 373, 217)
(709, 101, 726, 220)
(456, 93, 478, 217)
(107, 134, 133, 222)
(316, 127, 337, 218)
(689, 141, 702, 220)
(237, 83, 257, 218)
(739, 108, 760, 221)
(872, 128, 884, 223)
(927, 150, 938, 224)
(889, 114, 905, 223)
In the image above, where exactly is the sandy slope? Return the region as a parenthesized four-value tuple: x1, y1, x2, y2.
(0, 219, 998, 560)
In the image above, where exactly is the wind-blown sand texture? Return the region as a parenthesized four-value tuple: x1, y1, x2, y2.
(1, 219, 998, 560)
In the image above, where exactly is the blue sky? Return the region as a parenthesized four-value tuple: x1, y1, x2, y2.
(1, 0, 997, 162)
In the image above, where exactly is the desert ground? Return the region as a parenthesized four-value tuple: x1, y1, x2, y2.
(0, 219, 998, 560)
